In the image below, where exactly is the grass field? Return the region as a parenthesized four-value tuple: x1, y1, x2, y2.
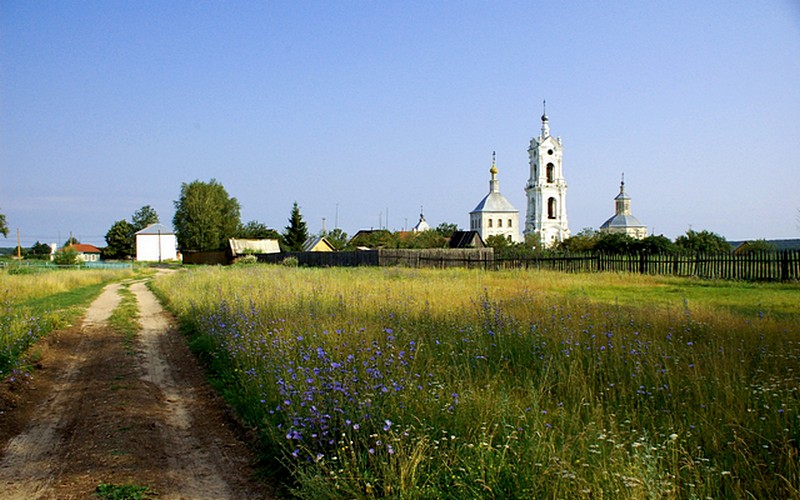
(0, 268, 135, 376)
(158, 266, 799, 497)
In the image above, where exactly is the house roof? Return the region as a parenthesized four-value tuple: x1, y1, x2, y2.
(67, 243, 102, 254)
(471, 192, 518, 213)
(302, 236, 336, 252)
(135, 223, 174, 235)
(228, 238, 280, 255)
(449, 231, 485, 248)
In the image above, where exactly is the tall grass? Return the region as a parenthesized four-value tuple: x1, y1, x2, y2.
(0, 268, 134, 375)
(153, 266, 800, 498)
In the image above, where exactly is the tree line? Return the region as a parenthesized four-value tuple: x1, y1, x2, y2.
(1, 182, 791, 262)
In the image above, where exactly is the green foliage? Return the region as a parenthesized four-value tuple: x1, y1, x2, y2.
(737, 239, 777, 254)
(131, 205, 159, 232)
(173, 179, 241, 251)
(95, 482, 153, 499)
(104, 219, 135, 260)
(28, 241, 53, 260)
(237, 220, 281, 240)
(634, 234, 675, 254)
(434, 222, 459, 238)
(107, 285, 140, 352)
(320, 228, 348, 250)
(405, 230, 447, 249)
(282, 202, 309, 251)
(0, 210, 8, 238)
(485, 234, 512, 250)
(346, 230, 394, 249)
(557, 227, 597, 252)
(675, 229, 730, 254)
(281, 256, 299, 267)
(53, 247, 78, 266)
(64, 236, 80, 246)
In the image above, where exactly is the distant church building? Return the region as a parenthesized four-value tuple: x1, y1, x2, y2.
(525, 105, 570, 248)
(599, 175, 647, 239)
(470, 153, 521, 243)
(412, 208, 431, 232)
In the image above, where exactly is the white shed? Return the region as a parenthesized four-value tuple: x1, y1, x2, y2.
(135, 223, 180, 262)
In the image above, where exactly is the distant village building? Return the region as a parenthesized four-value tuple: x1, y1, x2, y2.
(525, 105, 570, 248)
(135, 223, 180, 262)
(228, 238, 280, 258)
(63, 243, 102, 262)
(449, 230, 485, 249)
(303, 236, 336, 252)
(599, 176, 647, 239)
(470, 153, 521, 243)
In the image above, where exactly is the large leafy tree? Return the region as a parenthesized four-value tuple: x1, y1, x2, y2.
(29, 241, 53, 260)
(0, 210, 8, 238)
(131, 205, 159, 231)
(321, 228, 349, 250)
(675, 229, 730, 254)
(237, 220, 281, 240)
(173, 179, 241, 251)
(282, 202, 308, 251)
(434, 222, 459, 238)
(105, 219, 135, 259)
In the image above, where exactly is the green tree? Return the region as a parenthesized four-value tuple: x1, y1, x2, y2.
(0, 210, 8, 238)
(434, 222, 459, 238)
(104, 219, 135, 259)
(736, 239, 777, 254)
(675, 229, 730, 254)
(237, 220, 281, 240)
(131, 205, 159, 231)
(64, 236, 80, 247)
(173, 179, 241, 251)
(321, 228, 349, 250)
(282, 202, 309, 251)
(28, 241, 53, 260)
(486, 234, 513, 250)
(53, 247, 78, 265)
(347, 229, 394, 250)
(632, 234, 675, 255)
(558, 227, 597, 252)
(407, 231, 447, 249)
(593, 232, 636, 254)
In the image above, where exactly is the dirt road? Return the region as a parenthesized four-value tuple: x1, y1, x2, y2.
(0, 276, 275, 499)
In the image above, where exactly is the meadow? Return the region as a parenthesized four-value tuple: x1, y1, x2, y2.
(153, 266, 800, 499)
(0, 267, 135, 376)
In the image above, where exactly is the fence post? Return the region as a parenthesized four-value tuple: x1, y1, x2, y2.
(781, 250, 789, 282)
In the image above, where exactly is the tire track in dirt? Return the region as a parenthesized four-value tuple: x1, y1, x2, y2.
(0, 284, 122, 499)
(130, 281, 235, 500)
(0, 277, 273, 499)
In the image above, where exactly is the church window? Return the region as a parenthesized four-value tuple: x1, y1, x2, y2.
(546, 163, 555, 183)
(488, 219, 493, 228)
(498, 219, 502, 228)
(548, 198, 557, 219)
(508, 219, 512, 227)
(547, 149, 554, 155)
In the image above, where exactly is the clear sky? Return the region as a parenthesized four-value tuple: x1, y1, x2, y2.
(2, 1, 799, 247)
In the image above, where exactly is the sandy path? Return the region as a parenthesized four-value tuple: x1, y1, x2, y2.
(0, 284, 122, 499)
(0, 277, 272, 499)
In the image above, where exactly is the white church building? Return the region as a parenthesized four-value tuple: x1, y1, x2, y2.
(470, 153, 521, 243)
(524, 106, 570, 248)
(599, 175, 647, 239)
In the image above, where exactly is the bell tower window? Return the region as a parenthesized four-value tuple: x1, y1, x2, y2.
(546, 163, 555, 183)
(548, 197, 557, 219)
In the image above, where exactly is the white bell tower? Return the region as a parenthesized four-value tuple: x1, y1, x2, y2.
(524, 102, 570, 247)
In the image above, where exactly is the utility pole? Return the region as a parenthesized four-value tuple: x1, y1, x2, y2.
(16, 228, 21, 259)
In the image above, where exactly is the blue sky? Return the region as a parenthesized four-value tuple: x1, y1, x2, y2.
(2, 1, 799, 247)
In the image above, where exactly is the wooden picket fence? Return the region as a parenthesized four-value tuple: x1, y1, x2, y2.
(498, 250, 800, 281)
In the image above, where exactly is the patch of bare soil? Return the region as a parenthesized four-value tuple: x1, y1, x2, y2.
(0, 277, 276, 499)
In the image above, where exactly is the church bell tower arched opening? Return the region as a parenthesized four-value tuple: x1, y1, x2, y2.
(524, 102, 570, 248)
